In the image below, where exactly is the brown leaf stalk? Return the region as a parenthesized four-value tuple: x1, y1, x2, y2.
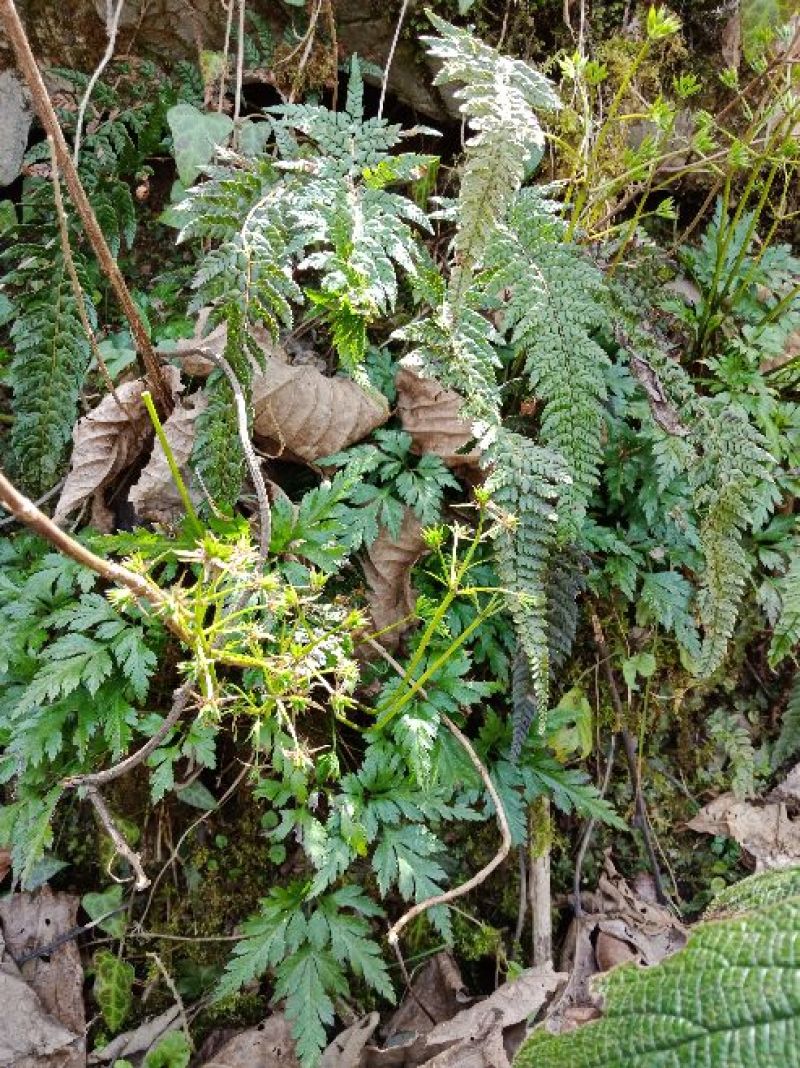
(0, 0, 173, 412)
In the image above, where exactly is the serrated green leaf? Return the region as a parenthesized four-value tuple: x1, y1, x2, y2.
(514, 891, 800, 1067)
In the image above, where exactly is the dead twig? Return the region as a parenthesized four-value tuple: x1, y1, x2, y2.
(0, 0, 173, 412)
(86, 785, 150, 890)
(573, 731, 617, 917)
(378, 0, 410, 120)
(73, 0, 125, 165)
(63, 680, 193, 790)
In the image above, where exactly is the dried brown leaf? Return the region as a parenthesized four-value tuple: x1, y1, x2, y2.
(0, 850, 10, 885)
(88, 1006, 181, 1064)
(0, 887, 85, 1068)
(362, 509, 428, 649)
(54, 366, 182, 524)
(199, 1014, 300, 1068)
(544, 855, 685, 1037)
(395, 369, 480, 472)
(165, 315, 284, 378)
(252, 359, 389, 462)
(423, 967, 566, 1053)
(128, 391, 208, 524)
(322, 1014, 380, 1068)
(0, 965, 80, 1068)
(688, 793, 800, 869)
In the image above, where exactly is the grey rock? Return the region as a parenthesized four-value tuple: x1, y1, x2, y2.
(0, 71, 32, 186)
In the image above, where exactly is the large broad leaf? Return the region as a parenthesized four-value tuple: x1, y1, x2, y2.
(514, 883, 800, 1068)
(166, 104, 234, 186)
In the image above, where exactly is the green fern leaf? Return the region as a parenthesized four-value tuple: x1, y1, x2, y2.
(773, 672, 800, 770)
(770, 551, 800, 666)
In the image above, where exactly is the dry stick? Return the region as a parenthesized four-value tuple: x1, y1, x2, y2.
(378, 0, 410, 120)
(387, 712, 512, 949)
(177, 347, 270, 563)
(50, 140, 129, 416)
(147, 952, 194, 1051)
(0, 469, 177, 623)
(529, 797, 552, 966)
(0, 0, 173, 413)
(0, 477, 64, 528)
(86, 784, 150, 890)
(590, 612, 667, 905)
(233, 0, 246, 126)
(73, 0, 126, 165)
(324, 0, 338, 112)
(217, 0, 235, 113)
(64, 680, 193, 789)
(572, 732, 617, 918)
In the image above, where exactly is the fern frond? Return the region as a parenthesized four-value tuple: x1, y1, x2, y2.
(423, 13, 560, 296)
(489, 191, 609, 536)
(487, 430, 570, 726)
(770, 549, 800, 667)
(773, 673, 800, 770)
(692, 402, 775, 675)
(510, 549, 586, 757)
(5, 251, 93, 496)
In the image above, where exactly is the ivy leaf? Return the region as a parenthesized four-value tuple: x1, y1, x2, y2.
(167, 103, 234, 185)
(93, 950, 134, 1033)
(81, 883, 127, 938)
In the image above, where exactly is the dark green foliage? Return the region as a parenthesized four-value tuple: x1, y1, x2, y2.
(321, 429, 459, 548)
(488, 191, 609, 538)
(4, 254, 92, 495)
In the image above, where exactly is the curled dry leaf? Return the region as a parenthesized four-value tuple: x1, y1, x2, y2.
(422, 967, 566, 1068)
(321, 1013, 380, 1068)
(688, 793, 800, 870)
(164, 315, 283, 378)
(544, 854, 686, 1038)
(199, 1014, 300, 1068)
(252, 358, 389, 463)
(54, 365, 182, 524)
(128, 391, 208, 524)
(395, 368, 481, 473)
(0, 886, 85, 1068)
(362, 509, 427, 650)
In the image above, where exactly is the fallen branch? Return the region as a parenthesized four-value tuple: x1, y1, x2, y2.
(86, 785, 150, 890)
(0, 0, 173, 412)
(63, 680, 193, 790)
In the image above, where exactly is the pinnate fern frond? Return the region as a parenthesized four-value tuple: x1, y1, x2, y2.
(5, 251, 93, 496)
(423, 13, 560, 292)
(487, 430, 570, 725)
(692, 402, 775, 675)
(489, 191, 609, 537)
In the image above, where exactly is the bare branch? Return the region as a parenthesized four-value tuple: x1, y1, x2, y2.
(0, 0, 173, 412)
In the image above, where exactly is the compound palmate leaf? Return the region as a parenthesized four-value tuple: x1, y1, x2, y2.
(514, 889, 800, 1068)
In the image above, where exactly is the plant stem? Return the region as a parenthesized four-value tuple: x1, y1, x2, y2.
(0, 0, 173, 412)
(141, 391, 204, 538)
